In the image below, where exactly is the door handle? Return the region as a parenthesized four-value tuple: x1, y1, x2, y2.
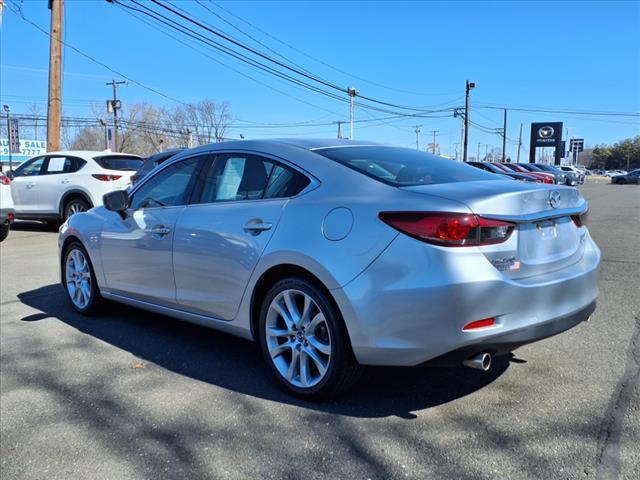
(243, 221, 273, 233)
(145, 225, 171, 236)
(26, 182, 36, 189)
(61, 179, 70, 184)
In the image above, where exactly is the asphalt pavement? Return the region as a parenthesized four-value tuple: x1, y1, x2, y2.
(1, 182, 638, 480)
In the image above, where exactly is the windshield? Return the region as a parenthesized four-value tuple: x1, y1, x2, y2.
(314, 146, 498, 186)
(94, 155, 143, 171)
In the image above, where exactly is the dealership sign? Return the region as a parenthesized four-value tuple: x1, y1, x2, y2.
(0, 139, 47, 164)
(529, 122, 563, 165)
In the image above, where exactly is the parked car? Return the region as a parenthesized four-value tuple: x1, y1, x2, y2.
(557, 166, 585, 184)
(467, 161, 539, 182)
(7, 151, 142, 223)
(521, 164, 579, 186)
(611, 169, 640, 184)
(498, 163, 555, 184)
(530, 164, 569, 185)
(130, 148, 184, 185)
(59, 139, 600, 398)
(0, 173, 15, 241)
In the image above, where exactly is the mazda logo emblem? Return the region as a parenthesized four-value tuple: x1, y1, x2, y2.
(548, 191, 561, 209)
(539, 126, 554, 139)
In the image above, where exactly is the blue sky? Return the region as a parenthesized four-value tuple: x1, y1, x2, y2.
(1, 0, 639, 158)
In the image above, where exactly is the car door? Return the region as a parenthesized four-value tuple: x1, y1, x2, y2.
(99, 155, 206, 307)
(173, 152, 312, 320)
(9, 156, 46, 213)
(36, 156, 86, 214)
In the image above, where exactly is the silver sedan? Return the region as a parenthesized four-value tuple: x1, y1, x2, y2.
(58, 139, 600, 398)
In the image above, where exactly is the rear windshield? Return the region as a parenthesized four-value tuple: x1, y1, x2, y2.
(314, 146, 498, 186)
(94, 155, 143, 171)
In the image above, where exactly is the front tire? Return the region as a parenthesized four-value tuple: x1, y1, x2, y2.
(258, 277, 362, 399)
(63, 241, 101, 314)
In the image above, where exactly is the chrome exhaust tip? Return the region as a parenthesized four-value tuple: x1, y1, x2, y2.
(463, 353, 492, 371)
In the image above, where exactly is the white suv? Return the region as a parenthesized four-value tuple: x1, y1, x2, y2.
(8, 151, 142, 222)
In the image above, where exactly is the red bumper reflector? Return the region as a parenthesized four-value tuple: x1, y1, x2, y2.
(463, 318, 495, 331)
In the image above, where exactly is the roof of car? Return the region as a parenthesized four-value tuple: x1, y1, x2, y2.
(42, 150, 142, 158)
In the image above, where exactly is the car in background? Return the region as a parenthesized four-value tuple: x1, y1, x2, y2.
(467, 161, 539, 182)
(557, 165, 586, 184)
(611, 169, 640, 184)
(530, 164, 569, 185)
(130, 148, 184, 185)
(0, 172, 15, 241)
(7, 151, 142, 223)
(59, 139, 600, 398)
(498, 163, 555, 184)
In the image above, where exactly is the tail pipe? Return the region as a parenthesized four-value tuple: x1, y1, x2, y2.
(463, 353, 492, 371)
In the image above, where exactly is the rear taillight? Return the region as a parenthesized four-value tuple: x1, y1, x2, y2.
(379, 212, 515, 247)
(0, 175, 10, 186)
(92, 174, 122, 181)
(571, 208, 589, 227)
(543, 177, 554, 184)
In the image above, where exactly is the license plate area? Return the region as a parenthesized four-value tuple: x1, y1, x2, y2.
(518, 217, 580, 264)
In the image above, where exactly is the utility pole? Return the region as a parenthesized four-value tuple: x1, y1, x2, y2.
(335, 120, 343, 139)
(516, 123, 523, 163)
(413, 125, 422, 150)
(501, 109, 507, 162)
(3, 105, 12, 171)
(47, 0, 63, 152)
(99, 119, 108, 150)
(477, 142, 481, 161)
(430, 130, 439, 154)
(347, 87, 358, 140)
(463, 80, 475, 162)
(485, 144, 489, 160)
(106, 79, 125, 151)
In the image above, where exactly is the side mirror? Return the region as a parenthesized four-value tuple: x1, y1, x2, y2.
(103, 190, 129, 218)
(6, 170, 15, 180)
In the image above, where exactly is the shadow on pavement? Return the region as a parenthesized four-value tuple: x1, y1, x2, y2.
(10, 220, 60, 232)
(18, 283, 510, 418)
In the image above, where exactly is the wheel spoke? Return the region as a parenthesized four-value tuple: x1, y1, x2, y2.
(299, 351, 310, 387)
(300, 294, 313, 326)
(266, 326, 290, 337)
(305, 347, 328, 376)
(270, 340, 292, 359)
(307, 335, 331, 355)
(283, 290, 301, 326)
(287, 348, 300, 381)
(307, 312, 325, 335)
(271, 300, 295, 331)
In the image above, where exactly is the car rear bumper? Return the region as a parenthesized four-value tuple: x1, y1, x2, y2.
(333, 229, 600, 367)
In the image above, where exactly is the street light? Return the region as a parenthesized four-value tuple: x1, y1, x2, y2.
(463, 80, 475, 162)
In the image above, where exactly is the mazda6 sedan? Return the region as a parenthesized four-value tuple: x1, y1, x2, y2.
(59, 139, 600, 398)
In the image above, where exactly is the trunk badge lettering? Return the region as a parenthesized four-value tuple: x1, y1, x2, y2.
(491, 256, 521, 271)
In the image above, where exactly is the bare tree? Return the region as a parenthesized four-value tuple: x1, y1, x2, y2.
(170, 100, 233, 146)
(69, 127, 103, 151)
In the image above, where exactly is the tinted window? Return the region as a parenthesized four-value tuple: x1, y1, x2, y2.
(94, 155, 143, 171)
(315, 146, 497, 186)
(43, 156, 86, 174)
(130, 156, 201, 209)
(198, 154, 309, 203)
(14, 157, 45, 176)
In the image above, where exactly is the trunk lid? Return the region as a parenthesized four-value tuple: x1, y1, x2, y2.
(401, 180, 588, 278)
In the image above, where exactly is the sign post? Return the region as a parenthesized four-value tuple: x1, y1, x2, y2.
(8, 117, 21, 171)
(569, 138, 584, 165)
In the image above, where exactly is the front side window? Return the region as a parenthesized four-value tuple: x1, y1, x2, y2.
(314, 146, 498, 186)
(130, 156, 202, 210)
(198, 154, 310, 203)
(14, 156, 46, 177)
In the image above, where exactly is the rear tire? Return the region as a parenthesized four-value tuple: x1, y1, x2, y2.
(64, 198, 89, 221)
(258, 277, 362, 399)
(63, 241, 101, 315)
(0, 222, 9, 242)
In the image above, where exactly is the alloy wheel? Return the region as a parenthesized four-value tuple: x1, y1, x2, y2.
(265, 289, 332, 388)
(65, 248, 92, 309)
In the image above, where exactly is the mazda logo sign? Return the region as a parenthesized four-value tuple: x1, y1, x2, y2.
(548, 190, 561, 209)
(539, 126, 554, 139)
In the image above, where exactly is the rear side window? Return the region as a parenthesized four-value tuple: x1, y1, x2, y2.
(198, 154, 310, 203)
(314, 146, 498, 186)
(94, 155, 143, 171)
